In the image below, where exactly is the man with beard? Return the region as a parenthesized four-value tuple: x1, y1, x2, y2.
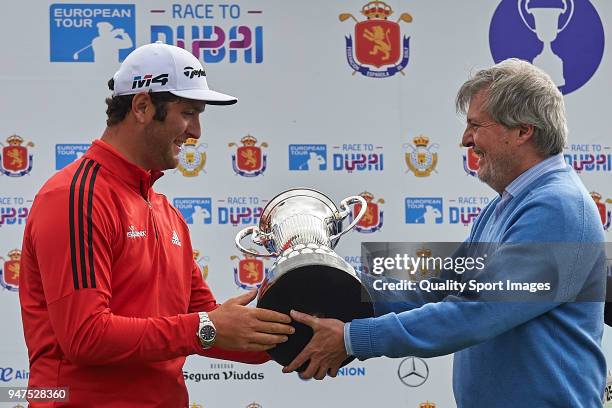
(283, 59, 607, 407)
(19, 42, 294, 407)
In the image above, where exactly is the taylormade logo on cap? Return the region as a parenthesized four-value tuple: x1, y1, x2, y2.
(184, 66, 206, 79)
(111, 41, 237, 105)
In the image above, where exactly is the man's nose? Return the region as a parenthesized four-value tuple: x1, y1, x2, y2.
(187, 117, 201, 139)
(461, 128, 474, 148)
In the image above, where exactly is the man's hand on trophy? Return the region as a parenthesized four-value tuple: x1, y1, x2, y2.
(282, 310, 347, 380)
(208, 289, 294, 351)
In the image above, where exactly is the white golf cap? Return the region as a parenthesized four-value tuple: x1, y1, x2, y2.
(111, 41, 237, 105)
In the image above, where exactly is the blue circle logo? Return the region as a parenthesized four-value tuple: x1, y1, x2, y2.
(489, 0, 604, 94)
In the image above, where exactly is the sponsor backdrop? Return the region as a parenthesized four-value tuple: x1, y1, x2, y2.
(1, 0, 611, 406)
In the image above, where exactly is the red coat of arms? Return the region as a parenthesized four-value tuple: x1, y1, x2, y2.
(355, 202, 379, 228)
(229, 134, 268, 177)
(3, 146, 27, 172)
(3, 260, 19, 287)
(1, 135, 34, 177)
(239, 259, 263, 286)
(352, 192, 385, 233)
(232, 254, 267, 289)
(237, 146, 262, 171)
(355, 20, 400, 68)
(1, 249, 21, 291)
(340, 1, 413, 78)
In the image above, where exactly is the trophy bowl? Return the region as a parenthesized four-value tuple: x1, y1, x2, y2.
(235, 188, 374, 370)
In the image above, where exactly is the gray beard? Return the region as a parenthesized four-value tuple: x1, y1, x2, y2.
(477, 155, 514, 193)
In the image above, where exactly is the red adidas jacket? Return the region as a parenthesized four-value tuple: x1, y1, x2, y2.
(19, 140, 268, 407)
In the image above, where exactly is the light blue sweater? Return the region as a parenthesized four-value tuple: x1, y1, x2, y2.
(348, 156, 607, 407)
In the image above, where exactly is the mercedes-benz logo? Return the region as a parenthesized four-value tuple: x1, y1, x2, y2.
(397, 356, 429, 387)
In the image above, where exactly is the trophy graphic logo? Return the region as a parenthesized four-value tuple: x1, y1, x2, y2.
(339, 1, 413, 78)
(235, 188, 374, 369)
(518, 0, 574, 87)
(229, 135, 268, 177)
(489, 0, 604, 94)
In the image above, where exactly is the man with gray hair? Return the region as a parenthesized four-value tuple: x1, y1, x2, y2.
(283, 59, 607, 407)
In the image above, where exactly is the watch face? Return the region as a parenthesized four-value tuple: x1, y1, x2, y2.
(200, 325, 216, 342)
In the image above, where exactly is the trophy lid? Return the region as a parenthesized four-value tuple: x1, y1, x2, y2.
(258, 188, 340, 234)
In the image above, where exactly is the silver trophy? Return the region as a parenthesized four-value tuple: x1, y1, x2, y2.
(235, 188, 375, 369)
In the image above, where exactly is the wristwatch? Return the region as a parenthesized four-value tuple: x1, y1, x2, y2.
(197, 312, 216, 349)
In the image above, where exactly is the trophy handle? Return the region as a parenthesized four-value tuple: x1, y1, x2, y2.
(235, 226, 278, 257)
(329, 195, 367, 241)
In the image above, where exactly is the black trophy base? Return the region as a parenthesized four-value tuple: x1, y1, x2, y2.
(257, 259, 374, 372)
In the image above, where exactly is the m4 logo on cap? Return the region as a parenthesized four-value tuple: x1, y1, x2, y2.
(132, 73, 169, 89)
(184, 66, 206, 78)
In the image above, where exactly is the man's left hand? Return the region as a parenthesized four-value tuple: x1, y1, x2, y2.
(282, 310, 347, 380)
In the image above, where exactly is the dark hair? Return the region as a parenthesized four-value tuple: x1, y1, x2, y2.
(105, 77, 180, 126)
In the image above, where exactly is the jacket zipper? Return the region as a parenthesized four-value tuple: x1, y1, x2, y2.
(141, 180, 159, 241)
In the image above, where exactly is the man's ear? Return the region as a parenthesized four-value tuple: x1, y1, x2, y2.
(131, 93, 152, 124)
(516, 124, 535, 145)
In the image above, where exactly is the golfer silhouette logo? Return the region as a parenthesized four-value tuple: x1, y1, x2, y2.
(420, 205, 442, 224)
(191, 205, 212, 225)
(405, 198, 444, 225)
(299, 152, 326, 171)
(73, 22, 133, 62)
(49, 4, 136, 63)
